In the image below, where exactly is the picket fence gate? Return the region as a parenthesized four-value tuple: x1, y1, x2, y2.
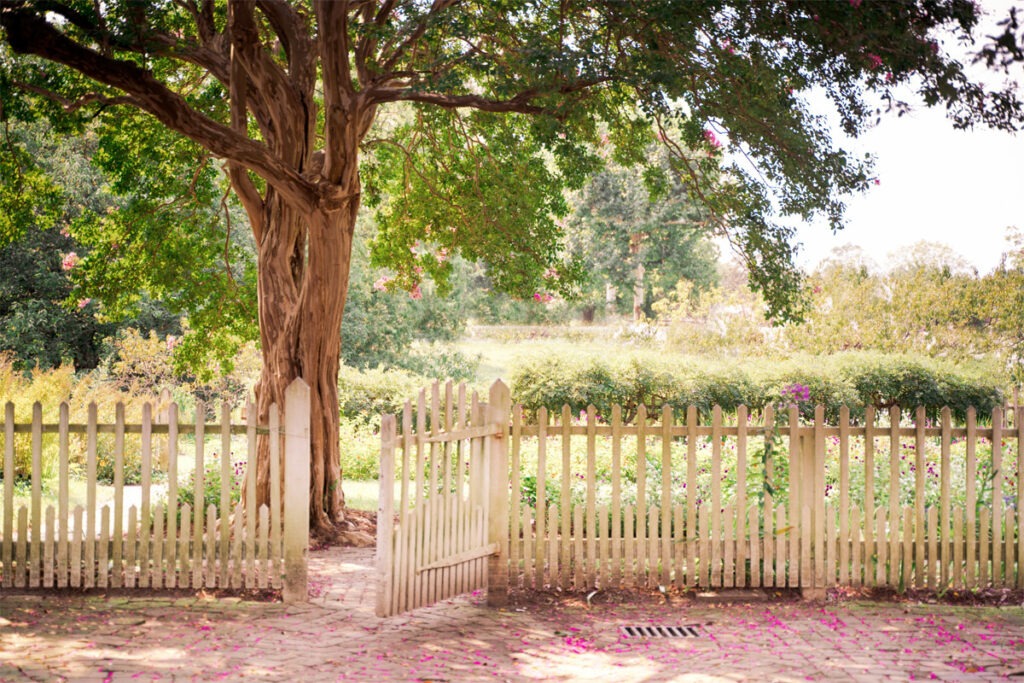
(0, 378, 311, 601)
(378, 380, 1024, 615)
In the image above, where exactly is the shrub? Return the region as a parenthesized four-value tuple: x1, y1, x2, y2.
(510, 352, 1005, 426)
(177, 455, 244, 515)
(338, 364, 431, 422)
(339, 417, 384, 480)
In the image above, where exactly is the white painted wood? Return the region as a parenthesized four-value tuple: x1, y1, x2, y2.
(283, 378, 311, 603)
(3, 403, 14, 588)
(376, 413, 397, 617)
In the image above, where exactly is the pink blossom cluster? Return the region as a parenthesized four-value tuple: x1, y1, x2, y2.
(703, 129, 722, 149)
(62, 252, 80, 271)
(533, 292, 554, 303)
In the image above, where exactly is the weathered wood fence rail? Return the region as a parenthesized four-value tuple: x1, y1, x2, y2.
(380, 381, 1024, 613)
(510, 402, 1024, 594)
(0, 378, 311, 600)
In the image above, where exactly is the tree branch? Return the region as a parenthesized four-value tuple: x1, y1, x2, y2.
(369, 77, 608, 117)
(2, 7, 318, 209)
(11, 80, 139, 113)
(376, 0, 460, 76)
(315, 0, 362, 186)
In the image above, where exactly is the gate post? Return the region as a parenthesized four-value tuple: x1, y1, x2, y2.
(487, 380, 511, 607)
(282, 378, 311, 604)
(376, 414, 397, 617)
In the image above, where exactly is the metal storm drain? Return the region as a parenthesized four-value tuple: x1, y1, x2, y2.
(620, 625, 700, 638)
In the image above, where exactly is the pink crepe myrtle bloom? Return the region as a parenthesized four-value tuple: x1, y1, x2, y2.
(435, 247, 449, 262)
(77, 298, 91, 309)
(62, 252, 80, 271)
(372, 276, 391, 291)
(409, 284, 423, 300)
(703, 129, 722, 148)
(866, 53, 883, 69)
(849, 0, 862, 7)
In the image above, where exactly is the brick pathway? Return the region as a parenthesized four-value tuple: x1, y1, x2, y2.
(1, 547, 1023, 681)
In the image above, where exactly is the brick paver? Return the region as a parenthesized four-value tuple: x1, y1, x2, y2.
(1, 548, 1023, 681)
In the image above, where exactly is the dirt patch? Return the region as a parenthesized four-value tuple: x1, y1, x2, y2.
(508, 584, 803, 610)
(827, 584, 1024, 607)
(506, 582, 1024, 610)
(0, 585, 281, 602)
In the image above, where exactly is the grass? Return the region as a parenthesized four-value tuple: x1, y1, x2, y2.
(457, 335, 633, 384)
(345, 479, 381, 511)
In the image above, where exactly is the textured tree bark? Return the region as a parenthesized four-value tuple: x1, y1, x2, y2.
(246, 186, 362, 542)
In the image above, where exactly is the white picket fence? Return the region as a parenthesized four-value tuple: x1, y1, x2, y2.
(0, 378, 311, 600)
(380, 381, 1024, 613)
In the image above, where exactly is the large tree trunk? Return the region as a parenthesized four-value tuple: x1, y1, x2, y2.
(249, 184, 364, 543)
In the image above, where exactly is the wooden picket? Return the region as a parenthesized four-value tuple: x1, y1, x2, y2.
(376, 381, 509, 617)
(475, 387, 1024, 602)
(0, 378, 310, 599)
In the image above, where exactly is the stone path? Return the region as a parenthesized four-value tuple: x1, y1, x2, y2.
(1, 547, 1024, 681)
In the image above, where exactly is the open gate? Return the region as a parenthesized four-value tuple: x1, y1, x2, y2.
(375, 382, 510, 617)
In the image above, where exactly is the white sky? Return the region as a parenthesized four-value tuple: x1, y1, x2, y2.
(791, 1, 1023, 275)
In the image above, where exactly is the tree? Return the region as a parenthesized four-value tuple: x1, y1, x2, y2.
(0, 118, 184, 371)
(2, 0, 1020, 539)
(566, 147, 719, 321)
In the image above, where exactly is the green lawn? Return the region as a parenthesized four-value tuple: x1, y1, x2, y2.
(345, 479, 382, 511)
(457, 334, 629, 384)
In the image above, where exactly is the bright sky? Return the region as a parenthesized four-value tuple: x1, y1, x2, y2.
(791, 1, 1023, 275)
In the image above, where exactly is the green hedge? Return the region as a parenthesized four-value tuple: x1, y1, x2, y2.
(510, 352, 1005, 424)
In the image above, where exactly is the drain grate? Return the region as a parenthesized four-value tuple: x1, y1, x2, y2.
(620, 625, 700, 638)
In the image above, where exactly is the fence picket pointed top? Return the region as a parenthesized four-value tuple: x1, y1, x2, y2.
(285, 376, 311, 400)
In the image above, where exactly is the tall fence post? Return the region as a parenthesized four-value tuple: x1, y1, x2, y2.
(376, 414, 397, 617)
(487, 380, 511, 607)
(282, 378, 311, 603)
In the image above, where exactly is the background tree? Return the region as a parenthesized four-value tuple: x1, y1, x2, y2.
(565, 147, 719, 321)
(0, 118, 183, 370)
(2, 0, 1020, 538)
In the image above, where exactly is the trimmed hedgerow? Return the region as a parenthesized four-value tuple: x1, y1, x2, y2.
(510, 352, 1004, 425)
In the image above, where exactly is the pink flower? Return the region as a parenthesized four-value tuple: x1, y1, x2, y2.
(409, 284, 422, 300)
(77, 298, 91, 309)
(849, 0, 861, 7)
(373, 276, 391, 292)
(885, 71, 895, 83)
(534, 293, 543, 301)
(866, 53, 883, 69)
(703, 129, 722, 149)
(436, 247, 449, 262)
(873, 178, 881, 186)
(62, 252, 79, 271)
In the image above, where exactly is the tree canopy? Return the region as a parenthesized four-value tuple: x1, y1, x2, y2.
(2, 0, 1021, 537)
